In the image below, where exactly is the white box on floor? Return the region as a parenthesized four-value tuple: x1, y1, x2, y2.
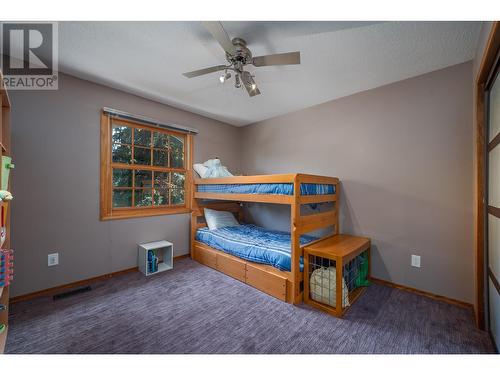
(138, 240, 173, 276)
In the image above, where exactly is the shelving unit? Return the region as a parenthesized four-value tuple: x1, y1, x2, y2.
(0, 70, 12, 354)
(138, 240, 173, 276)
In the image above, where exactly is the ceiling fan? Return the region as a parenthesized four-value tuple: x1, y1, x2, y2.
(182, 22, 301, 97)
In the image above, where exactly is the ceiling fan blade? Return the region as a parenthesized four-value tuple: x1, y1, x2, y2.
(241, 71, 261, 97)
(252, 51, 301, 67)
(182, 65, 227, 78)
(201, 21, 237, 55)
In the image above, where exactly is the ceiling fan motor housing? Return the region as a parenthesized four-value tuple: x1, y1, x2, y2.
(226, 38, 252, 66)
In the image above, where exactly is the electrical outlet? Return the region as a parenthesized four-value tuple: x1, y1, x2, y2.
(411, 254, 421, 268)
(48, 253, 59, 267)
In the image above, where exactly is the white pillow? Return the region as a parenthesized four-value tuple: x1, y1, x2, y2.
(202, 158, 233, 178)
(193, 163, 208, 178)
(204, 208, 239, 230)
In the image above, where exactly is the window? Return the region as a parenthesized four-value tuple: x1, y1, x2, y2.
(100, 114, 192, 220)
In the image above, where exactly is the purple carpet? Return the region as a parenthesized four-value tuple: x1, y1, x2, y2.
(5, 258, 495, 354)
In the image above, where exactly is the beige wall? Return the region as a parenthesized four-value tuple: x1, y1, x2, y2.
(9, 72, 241, 297)
(241, 62, 474, 303)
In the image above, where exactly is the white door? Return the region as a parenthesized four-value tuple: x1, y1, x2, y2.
(487, 61, 500, 348)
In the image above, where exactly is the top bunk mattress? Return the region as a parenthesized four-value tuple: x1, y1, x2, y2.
(196, 183, 335, 196)
(195, 224, 316, 271)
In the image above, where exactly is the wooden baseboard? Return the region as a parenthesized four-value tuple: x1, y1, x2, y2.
(10, 254, 190, 304)
(369, 277, 474, 310)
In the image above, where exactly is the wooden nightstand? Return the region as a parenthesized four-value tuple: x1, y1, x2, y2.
(304, 234, 371, 317)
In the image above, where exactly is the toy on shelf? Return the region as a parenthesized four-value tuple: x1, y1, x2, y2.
(0, 191, 12, 202)
(0, 227, 5, 248)
(0, 194, 12, 239)
(1, 156, 14, 191)
(0, 249, 13, 287)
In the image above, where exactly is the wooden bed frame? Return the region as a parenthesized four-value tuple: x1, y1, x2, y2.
(190, 174, 339, 304)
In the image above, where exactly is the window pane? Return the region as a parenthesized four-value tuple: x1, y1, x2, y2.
(153, 132, 169, 148)
(112, 143, 132, 164)
(153, 149, 168, 167)
(134, 189, 153, 207)
(113, 169, 133, 187)
(135, 170, 152, 188)
(134, 128, 151, 147)
(154, 171, 170, 188)
(172, 172, 185, 189)
(134, 146, 151, 165)
(170, 135, 184, 168)
(113, 189, 132, 207)
(171, 189, 185, 205)
(154, 189, 169, 206)
(112, 125, 132, 144)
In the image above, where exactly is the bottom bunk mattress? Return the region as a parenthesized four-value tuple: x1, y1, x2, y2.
(195, 224, 316, 272)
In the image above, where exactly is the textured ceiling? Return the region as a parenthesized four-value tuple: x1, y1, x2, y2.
(54, 21, 481, 126)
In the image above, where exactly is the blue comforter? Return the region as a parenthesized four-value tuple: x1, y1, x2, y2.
(195, 224, 316, 271)
(197, 183, 334, 196)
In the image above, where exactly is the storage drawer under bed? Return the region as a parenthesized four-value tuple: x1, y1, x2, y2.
(193, 244, 217, 269)
(216, 252, 246, 282)
(245, 263, 287, 302)
(193, 242, 288, 302)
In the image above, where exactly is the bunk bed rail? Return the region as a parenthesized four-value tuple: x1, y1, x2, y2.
(193, 173, 339, 205)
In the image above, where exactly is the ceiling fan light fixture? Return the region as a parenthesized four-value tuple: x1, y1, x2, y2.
(235, 74, 241, 88)
(219, 70, 231, 84)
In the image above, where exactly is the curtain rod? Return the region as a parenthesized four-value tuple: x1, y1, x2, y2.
(102, 107, 199, 134)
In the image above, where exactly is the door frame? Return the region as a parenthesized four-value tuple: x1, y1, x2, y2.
(475, 21, 500, 330)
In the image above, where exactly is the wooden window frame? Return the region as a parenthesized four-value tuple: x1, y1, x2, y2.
(100, 113, 193, 220)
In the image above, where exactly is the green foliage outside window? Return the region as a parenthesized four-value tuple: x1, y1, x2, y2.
(111, 123, 186, 209)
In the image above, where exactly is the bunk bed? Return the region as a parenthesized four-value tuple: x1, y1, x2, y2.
(191, 174, 339, 304)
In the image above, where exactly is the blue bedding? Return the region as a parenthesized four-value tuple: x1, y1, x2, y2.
(197, 183, 334, 196)
(195, 224, 316, 271)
